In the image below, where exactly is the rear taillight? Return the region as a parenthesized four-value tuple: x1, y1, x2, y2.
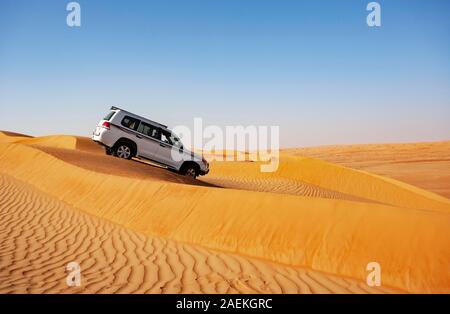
(102, 121, 111, 129)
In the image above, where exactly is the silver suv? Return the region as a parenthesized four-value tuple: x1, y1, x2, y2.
(92, 107, 209, 178)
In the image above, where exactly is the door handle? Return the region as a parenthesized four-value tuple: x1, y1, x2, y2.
(136, 134, 143, 139)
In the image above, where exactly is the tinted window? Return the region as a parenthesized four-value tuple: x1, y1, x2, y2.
(161, 130, 182, 148)
(121, 116, 140, 131)
(161, 131, 171, 144)
(137, 122, 160, 139)
(103, 111, 116, 121)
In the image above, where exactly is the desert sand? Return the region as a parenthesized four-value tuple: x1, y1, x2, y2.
(0, 131, 449, 294)
(283, 142, 450, 199)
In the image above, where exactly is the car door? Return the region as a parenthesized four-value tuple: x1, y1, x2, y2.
(135, 121, 161, 160)
(156, 130, 184, 169)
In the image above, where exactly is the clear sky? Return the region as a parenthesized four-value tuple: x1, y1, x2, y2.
(1, 0, 449, 147)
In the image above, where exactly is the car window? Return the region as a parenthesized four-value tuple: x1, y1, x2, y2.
(161, 131, 182, 148)
(103, 111, 116, 121)
(137, 122, 160, 140)
(161, 132, 171, 145)
(121, 116, 140, 131)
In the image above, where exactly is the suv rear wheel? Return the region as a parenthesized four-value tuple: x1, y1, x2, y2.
(114, 142, 134, 160)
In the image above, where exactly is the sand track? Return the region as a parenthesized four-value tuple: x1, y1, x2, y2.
(37, 146, 214, 187)
(0, 173, 397, 294)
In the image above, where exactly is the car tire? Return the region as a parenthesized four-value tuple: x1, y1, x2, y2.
(114, 142, 133, 160)
(105, 147, 113, 155)
(181, 163, 198, 179)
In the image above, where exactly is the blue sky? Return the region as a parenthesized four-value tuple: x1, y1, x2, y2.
(0, 0, 449, 147)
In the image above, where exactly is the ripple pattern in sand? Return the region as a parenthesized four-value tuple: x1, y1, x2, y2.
(0, 173, 397, 294)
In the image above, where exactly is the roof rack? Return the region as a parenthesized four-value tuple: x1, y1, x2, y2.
(110, 106, 168, 129)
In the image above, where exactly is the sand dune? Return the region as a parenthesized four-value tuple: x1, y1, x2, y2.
(284, 141, 450, 198)
(0, 132, 78, 149)
(0, 138, 449, 293)
(0, 131, 32, 138)
(0, 131, 32, 143)
(0, 132, 211, 186)
(202, 175, 375, 203)
(203, 155, 450, 213)
(38, 146, 213, 187)
(0, 173, 398, 294)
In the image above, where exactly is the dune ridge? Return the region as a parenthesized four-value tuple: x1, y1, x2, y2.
(283, 141, 450, 198)
(0, 132, 77, 149)
(204, 155, 450, 213)
(0, 141, 449, 293)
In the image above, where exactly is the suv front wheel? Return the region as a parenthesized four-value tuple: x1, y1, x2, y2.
(181, 163, 199, 179)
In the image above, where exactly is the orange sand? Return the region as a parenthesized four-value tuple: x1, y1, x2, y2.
(0, 131, 449, 293)
(283, 141, 450, 199)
